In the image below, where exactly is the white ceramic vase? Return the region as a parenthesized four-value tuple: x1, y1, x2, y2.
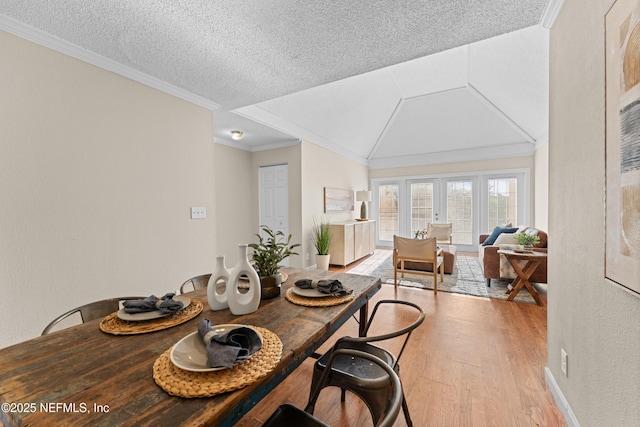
(227, 244, 261, 315)
(207, 255, 229, 311)
(315, 254, 330, 271)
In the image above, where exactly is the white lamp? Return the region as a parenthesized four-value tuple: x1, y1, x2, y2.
(230, 130, 244, 140)
(356, 190, 372, 221)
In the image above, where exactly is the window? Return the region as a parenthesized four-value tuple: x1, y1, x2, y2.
(487, 178, 518, 229)
(378, 184, 399, 241)
(372, 170, 528, 249)
(410, 182, 434, 237)
(446, 180, 473, 244)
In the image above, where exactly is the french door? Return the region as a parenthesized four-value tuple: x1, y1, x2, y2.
(374, 177, 478, 252)
(373, 170, 529, 251)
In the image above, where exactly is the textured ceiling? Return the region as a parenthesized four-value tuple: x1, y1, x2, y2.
(238, 25, 549, 167)
(0, 1, 554, 167)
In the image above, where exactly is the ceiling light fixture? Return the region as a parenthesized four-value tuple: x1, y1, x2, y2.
(230, 130, 244, 140)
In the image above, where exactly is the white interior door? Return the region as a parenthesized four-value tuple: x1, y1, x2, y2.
(259, 164, 290, 265)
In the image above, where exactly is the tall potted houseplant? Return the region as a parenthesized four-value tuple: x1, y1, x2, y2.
(312, 218, 332, 270)
(249, 225, 300, 299)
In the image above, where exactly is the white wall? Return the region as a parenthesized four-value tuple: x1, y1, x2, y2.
(0, 31, 216, 348)
(548, 1, 640, 425)
(301, 141, 369, 268)
(534, 142, 549, 231)
(214, 143, 254, 266)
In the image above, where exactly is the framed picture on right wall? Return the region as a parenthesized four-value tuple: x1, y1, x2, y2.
(605, 0, 640, 294)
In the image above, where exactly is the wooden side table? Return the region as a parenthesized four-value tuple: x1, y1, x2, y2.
(497, 249, 547, 306)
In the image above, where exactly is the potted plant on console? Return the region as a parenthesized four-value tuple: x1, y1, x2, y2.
(249, 225, 300, 299)
(312, 218, 332, 270)
(515, 232, 540, 253)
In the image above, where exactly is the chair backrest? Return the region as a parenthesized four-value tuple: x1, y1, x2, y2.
(427, 222, 453, 244)
(308, 349, 403, 427)
(394, 235, 438, 263)
(42, 296, 143, 335)
(179, 274, 212, 294)
(337, 299, 425, 370)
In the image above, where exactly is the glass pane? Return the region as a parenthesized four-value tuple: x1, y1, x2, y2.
(487, 178, 517, 229)
(410, 182, 433, 237)
(447, 180, 473, 244)
(378, 184, 399, 241)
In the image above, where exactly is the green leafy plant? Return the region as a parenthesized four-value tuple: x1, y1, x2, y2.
(312, 218, 332, 255)
(414, 229, 427, 239)
(248, 226, 301, 277)
(515, 232, 540, 246)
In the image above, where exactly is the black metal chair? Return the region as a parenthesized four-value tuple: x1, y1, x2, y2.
(178, 273, 212, 294)
(306, 299, 425, 427)
(263, 349, 403, 427)
(41, 296, 143, 335)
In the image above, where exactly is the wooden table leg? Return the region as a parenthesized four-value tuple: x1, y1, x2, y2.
(505, 257, 544, 306)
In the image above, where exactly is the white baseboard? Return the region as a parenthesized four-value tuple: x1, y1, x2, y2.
(545, 366, 580, 427)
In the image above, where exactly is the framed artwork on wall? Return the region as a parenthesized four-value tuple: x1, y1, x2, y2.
(324, 188, 354, 213)
(605, 0, 640, 295)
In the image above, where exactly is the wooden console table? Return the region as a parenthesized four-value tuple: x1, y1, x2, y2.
(329, 220, 376, 266)
(497, 249, 547, 306)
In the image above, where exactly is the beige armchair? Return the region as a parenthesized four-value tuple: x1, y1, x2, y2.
(393, 235, 444, 293)
(426, 222, 453, 244)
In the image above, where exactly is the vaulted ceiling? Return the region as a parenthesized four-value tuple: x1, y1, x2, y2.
(0, 1, 558, 168)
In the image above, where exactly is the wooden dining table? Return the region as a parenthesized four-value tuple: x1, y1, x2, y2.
(0, 268, 381, 427)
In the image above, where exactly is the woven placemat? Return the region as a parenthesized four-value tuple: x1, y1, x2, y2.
(153, 326, 282, 398)
(99, 300, 203, 335)
(284, 288, 354, 307)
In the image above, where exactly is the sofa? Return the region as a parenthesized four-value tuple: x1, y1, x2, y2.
(478, 226, 548, 286)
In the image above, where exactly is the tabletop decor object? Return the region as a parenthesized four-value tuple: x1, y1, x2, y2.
(208, 255, 230, 311)
(356, 189, 372, 221)
(515, 232, 540, 253)
(117, 295, 191, 321)
(249, 225, 300, 299)
(227, 244, 261, 315)
(295, 278, 352, 296)
(99, 299, 203, 335)
(284, 287, 354, 307)
(153, 326, 282, 398)
(122, 292, 184, 314)
(197, 319, 262, 368)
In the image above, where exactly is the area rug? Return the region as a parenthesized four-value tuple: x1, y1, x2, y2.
(350, 251, 539, 304)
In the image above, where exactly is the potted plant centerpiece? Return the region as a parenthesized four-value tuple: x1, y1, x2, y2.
(312, 218, 332, 270)
(515, 232, 540, 253)
(249, 225, 300, 299)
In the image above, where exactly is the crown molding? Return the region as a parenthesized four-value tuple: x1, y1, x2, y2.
(214, 137, 300, 153)
(367, 142, 535, 170)
(235, 105, 369, 165)
(213, 137, 253, 151)
(0, 14, 220, 111)
(540, 0, 565, 28)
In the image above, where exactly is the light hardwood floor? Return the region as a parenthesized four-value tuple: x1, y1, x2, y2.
(236, 252, 565, 427)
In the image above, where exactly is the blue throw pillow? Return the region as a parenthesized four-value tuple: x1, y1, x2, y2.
(482, 226, 519, 246)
